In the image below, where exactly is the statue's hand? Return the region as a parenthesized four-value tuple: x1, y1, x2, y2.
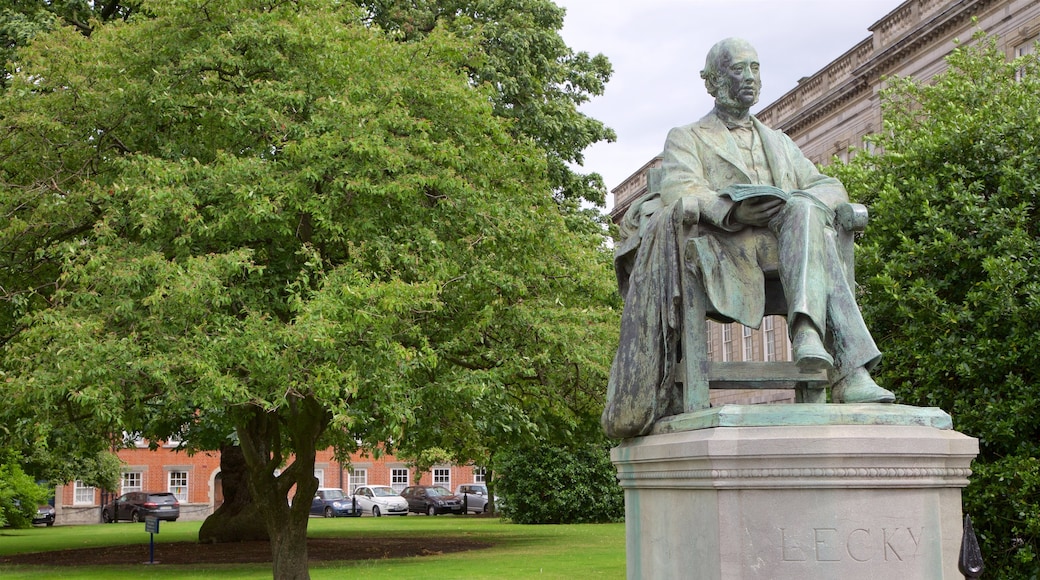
(732, 197, 784, 227)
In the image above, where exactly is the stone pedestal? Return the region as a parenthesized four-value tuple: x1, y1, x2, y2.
(611, 405, 979, 579)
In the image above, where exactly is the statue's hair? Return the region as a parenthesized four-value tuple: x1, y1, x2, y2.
(700, 38, 756, 97)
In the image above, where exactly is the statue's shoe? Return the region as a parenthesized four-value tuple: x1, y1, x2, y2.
(792, 327, 833, 371)
(832, 368, 895, 403)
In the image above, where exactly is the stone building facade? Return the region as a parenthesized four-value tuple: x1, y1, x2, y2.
(756, 0, 1040, 164)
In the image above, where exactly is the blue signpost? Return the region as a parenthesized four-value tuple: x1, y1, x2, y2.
(144, 516, 159, 564)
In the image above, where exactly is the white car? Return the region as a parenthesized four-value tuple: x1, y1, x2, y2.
(352, 485, 409, 517)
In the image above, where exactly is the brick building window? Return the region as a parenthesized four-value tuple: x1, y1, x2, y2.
(73, 481, 95, 506)
(168, 471, 189, 502)
(391, 468, 409, 493)
(349, 468, 367, 494)
(432, 467, 450, 489)
(473, 466, 486, 483)
(121, 472, 143, 495)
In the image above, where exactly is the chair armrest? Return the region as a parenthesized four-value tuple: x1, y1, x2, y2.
(836, 202, 868, 232)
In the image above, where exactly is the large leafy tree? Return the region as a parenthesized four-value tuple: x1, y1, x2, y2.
(1, 0, 617, 483)
(356, 0, 616, 208)
(830, 34, 1040, 578)
(0, 1, 617, 578)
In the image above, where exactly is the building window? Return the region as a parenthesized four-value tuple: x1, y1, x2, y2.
(121, 472, 143, 495)
(706, 322, 717, 360)
(1016, 37, 1037, 81)
(763, 317, 778, 362)
(432, 467, 450, 489)
(391, 468, 409, 493)
(168, 471, 189, 502)
(349, 468, 367, 494)
(722, 324, 735, 361)
(742, 326, 754, 361)
(73, 481, 96, 506)
(473, 466, 486, 483)
(313, 469, 325, 489)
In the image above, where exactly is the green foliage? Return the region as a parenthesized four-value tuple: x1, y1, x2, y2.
(0, 0, 617, 571)
(495, 441, 623, 524)
(829, 33, 1040, 578)
(0, 449, 50, 529)
(0, 1, 138, 88)
(357, 0, 616, 206)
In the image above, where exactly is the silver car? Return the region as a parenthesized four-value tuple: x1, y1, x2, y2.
(352, 485, 409, 517)
(455, 483, 496, 514)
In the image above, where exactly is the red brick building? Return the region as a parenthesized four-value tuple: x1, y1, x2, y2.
(54, 444, 483, 525)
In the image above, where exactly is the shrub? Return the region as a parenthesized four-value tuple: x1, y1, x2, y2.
(495, 442, 623, 524)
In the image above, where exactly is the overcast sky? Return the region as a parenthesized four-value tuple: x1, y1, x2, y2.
(554, 0, 907, 206)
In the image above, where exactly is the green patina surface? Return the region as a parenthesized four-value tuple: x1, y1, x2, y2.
(651, 404, 952, 434)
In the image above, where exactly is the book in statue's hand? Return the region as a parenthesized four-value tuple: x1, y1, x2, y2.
(718, 184, 790, 202)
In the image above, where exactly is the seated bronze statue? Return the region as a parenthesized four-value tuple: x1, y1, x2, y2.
(602, 38, 894, 440)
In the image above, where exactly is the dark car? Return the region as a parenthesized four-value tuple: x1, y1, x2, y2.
(309, 488, 362, 518)
(399, 485, 464, 516)
(101, 492, 180, 523)
(32, 504, 55, 526)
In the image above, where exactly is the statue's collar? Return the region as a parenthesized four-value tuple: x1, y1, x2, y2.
(713, 107, 753, 130)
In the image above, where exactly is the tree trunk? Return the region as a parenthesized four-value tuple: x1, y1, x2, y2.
(235, 398, 328, 580)
(267, 502, 313, 580)
(198, 443, 269, 543)
(485, 460, 497, 515)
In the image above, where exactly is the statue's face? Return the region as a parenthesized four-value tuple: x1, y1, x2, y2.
(717, 43, 761, 108)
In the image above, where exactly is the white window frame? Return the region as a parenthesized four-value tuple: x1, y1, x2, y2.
(121, 472, 143, 495)
(73, 481, 96, 506)
(391, 468, 409, 493)
(763, 316, 777, 362)
(741, 325, 754, 361)
(313, 468, 325, 489)
(706, 322, 717, 360)
(168, 471, 189, 502)
(432, 467, 451, 489)
(473, 466, 486, 483)
(721, 324, 734, 362)
(349, 468, 367, 494)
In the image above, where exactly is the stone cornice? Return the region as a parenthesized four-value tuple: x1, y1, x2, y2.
(766, 0, 994, 136)
(615, 466, 974, 489)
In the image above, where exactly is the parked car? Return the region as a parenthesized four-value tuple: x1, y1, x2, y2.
(454, 483, 498, 514)
(101, 492, 179, 523)
(9, 499, 55, 527)
(32, 504, 56, 526)
(399, 485, 464, 516)
(352, 485, 409, 517)
(309, 488, 362, 518)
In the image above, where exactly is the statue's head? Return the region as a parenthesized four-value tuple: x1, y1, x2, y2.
(700, 38, 761, 111)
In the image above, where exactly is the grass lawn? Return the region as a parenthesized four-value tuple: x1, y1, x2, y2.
(0, 516, 626, 579)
